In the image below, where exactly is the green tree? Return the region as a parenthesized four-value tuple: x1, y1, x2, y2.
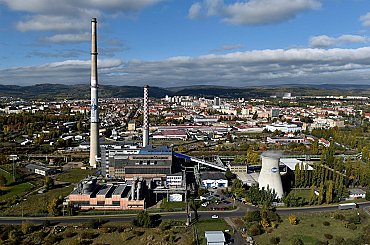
(308, 184, 316, 205)
(0, 175, 7, 186)
(318, 182, 325, 205)
(44, 176, 54, 190)
(294, 164, 301, 187)
(326, 180, 334, 204)
(132, 211, 153, 228)
(48, 197, 61, 216)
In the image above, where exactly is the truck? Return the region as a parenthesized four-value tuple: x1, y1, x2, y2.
(338, 203, 358, 210)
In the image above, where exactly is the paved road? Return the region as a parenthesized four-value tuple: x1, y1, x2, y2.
(0, 202, 369, 225)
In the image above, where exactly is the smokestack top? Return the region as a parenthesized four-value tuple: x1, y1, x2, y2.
(92, 18, 97, 22)
(144, 84, 149, 88)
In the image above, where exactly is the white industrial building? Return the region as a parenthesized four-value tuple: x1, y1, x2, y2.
(201, 172, 228, 188)
(265, 123, 301, 133)
(205, 231, 226, 245)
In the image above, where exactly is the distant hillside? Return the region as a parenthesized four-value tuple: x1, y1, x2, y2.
(0, 83, 368, 100)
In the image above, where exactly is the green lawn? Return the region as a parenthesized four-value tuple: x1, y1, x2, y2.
(0, 167, 34, 204)
(254, 210, 369, 245)
(196, 219, 231, 245)
(160, 198, 187, 210)
(3, 185, 73, 215)
(291, 188, 311, 200)
(56, 168, 96, 183)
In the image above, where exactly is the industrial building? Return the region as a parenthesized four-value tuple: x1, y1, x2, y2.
(201, 172, 228, 188)
(26, 163, 57, 176)
(101, 145, 174, 179)
(67, 176, 145, 210)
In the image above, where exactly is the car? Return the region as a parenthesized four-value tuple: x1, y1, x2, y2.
(211, 215, 219, 219)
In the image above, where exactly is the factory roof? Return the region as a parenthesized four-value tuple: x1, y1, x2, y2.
(26, 163, 51, 172)
(112, 184, 127, 196)
(139, 145, 172, 155)
(280, 158, 314, 171)
(97, 185, 115, 197)
(205, 231, 225, 244)
(201, 172, 227, 180)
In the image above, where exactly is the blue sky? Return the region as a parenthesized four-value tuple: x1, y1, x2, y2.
(0, 0, 370, 87)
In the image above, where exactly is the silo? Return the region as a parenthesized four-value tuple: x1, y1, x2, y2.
(258, 152, 284, 199)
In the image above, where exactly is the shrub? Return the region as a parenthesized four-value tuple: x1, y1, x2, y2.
(80, 232, 97, 240)
(333, 213, 345, 220)
(347, 215, 361, 224)
(288, 215, 299, 225)
(244, 211, 261, 222)
(324, 234, 333, 240)
(323, 221, 330, 226)
(347, 223, 357, 230)
(248, 223, 262, 236)
(270, 236, 280, 244)
(316, 241, 328, 245)
(63, 231, 76, 238)
(290, 237, 304, 245)
(84, 219, 104, 229)
(271, 221, 278, 229)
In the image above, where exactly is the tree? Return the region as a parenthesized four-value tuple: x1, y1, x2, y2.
(308, 184, 316, 205)
(21, 221, 33, 235)
(318, 182, 325, 205)
(44, 176, 54, 190)
(231, 179, 244, 199)
(48, 196, 62, 216)
(326, 180, 334, 204)
(189, 199, 200, 222)
(132, 211, 153, 228)
(288, 215, 298, 225)
(294, 164, 301, 187)
(0, 175, 6, 187)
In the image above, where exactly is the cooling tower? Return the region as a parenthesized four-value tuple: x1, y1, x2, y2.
(258, 153, 284, 199)
(142, 85, 149, 147)
(89, 18, 100, 168)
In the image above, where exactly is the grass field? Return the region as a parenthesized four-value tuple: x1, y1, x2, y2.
(291, 188, 311, 200)
(3, 185, 73, 215)
(0, 167, 34, 204)
(160, 198, 187, 210)
(58, 221, 193, 245)
(196, 219, 231, 245)
(254, 210, 369, 245)
(56, 168, 96, 183)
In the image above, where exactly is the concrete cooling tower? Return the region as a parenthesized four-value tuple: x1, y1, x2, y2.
(258, 153, 284, 199)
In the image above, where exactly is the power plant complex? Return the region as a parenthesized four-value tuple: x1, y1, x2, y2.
(67, 17, 311, 211)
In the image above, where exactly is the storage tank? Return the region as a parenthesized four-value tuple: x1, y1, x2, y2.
(258, 152, 284, 199)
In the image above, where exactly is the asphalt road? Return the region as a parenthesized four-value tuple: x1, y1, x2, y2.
(0, 202, 369, 225)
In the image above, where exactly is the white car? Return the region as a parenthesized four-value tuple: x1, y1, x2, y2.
(211, 215, 219, 219)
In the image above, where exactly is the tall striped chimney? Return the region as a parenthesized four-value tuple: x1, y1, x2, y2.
(143, 85, 149, 147)
(89, 18, 100, 168)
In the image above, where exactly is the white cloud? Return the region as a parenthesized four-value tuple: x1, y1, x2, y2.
(210, 44, 244, 52)
(360, 12, 370, 27)
(16, 15, 88, 32)
(2, 48, 370, 86)
(309, 34, 369, 47)
(188, 0, 321, 25)
(44, 33, 90, 43)
(188, 3, 202, 19)
(0, 0, 164, 32)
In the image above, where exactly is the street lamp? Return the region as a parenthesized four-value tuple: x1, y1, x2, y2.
(9, 154, 18, 182)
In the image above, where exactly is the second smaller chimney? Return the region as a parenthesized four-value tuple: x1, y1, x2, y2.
(143, 85, 149, 147)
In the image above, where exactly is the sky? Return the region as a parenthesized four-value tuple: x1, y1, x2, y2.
(0, 0, 370, 88)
